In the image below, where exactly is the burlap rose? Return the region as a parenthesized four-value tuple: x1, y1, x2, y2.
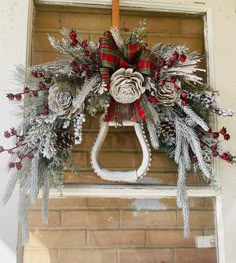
(48, 85, 79, 118)
(157, 82, 179, 106)
(109, 68, 145, 104)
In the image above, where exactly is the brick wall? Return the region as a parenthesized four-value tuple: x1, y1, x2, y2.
(25, 5, 217, 263)
(24, 197, 216, 263)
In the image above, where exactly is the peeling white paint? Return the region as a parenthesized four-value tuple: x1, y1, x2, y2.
(132, 198, 167, 211)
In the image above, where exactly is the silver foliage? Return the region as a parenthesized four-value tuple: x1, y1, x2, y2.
(145, 118, 159, 150)
(110, 26, 124, 51)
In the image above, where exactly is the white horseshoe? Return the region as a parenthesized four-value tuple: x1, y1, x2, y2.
(91, 120, 151, 182)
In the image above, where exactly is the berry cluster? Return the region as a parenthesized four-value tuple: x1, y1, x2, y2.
(7, 71, 50, 102)
(69, 30, 99, 77)
(191, 126, 233, 163)
(0, 128, 33, 170)
(154, 51, 187, 100)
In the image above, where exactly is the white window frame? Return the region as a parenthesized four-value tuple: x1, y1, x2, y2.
(24, 1, 226, 262)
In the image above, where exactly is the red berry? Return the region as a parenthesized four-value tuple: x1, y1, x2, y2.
(15, 94, 22, 101)
(181, 99, 188, 106)
(181, 91, 188, 99)
(18, 135, 25, 141)
(211, 145, 217, 151)
(213, 151, 219, 157)
(159, 79, 165, 86)
(82, 64, 88, 71)
(42, 110, 48, 115)
(167, 60, 174, 67)
(156, 67, 161, 73)
(160, 59, 166, 66)
(84, 50, 90, 57)
(16, 141, 21, 147)
(39, 72, 45, 77)
(220, 127, 227, 135)
(208, 128, 212, 133)
(17, 152, 24, 159)
(81, 40, 88, 48)
(10, 128, 17, 135)
(148, 95, 158, 105)
(32, 90, 38, 97)
(71, 39, 78, 46)
(172, 52, 179, 60)
(71, 60, 78, 67)
(9, 162, 15, 168)
(90, 52, 96, 60)
(8, 149, 13, 154)
(0, 146, 4, 153)
(74, 65, 80, 73)
(224, 134, 230, 140)
(39, 82, 46, 90)
(26, 152, 33, 159)
(23, 87, 30, 94)
(31, 70, 38, 78)
(213, 132, 219, 138)
(170, 76, 177, 83)
(15, 162, 22, 170)
(86, 70, 92, 77)
(200, 141, 206, 147)
(174, 85, 180, 92)
(69, 31, 76, 40)
(179, 54, 187, 62)
(189, 151, 194, 157)
(7, 93, 15, 100)
(193, 156, 198, 162)
(43, 103, 49, 109)
(221, 152, 229, 160)
(4, 131, 11, 138)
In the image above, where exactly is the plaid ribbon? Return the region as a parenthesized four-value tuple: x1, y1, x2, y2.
(99, 31, 156, 123)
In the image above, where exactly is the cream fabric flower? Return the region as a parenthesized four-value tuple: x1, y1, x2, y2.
(48, 84, 79, 118)
(109, 68, 145, 104)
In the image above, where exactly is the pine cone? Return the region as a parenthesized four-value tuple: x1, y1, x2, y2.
(56, 130, 74, 150)
(157, 82, 179, 106)
(160, 121, 176, 137)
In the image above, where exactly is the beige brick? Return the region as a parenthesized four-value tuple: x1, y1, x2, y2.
(34, 32, 61, 50)
(119, 248, 174, 263)
(122, 16, 181, 34)
(31, 198, 88, 209)
(147, 230, 203, 246)
(70, 151, 88, 168)
(89, 230, 145, 246)
(63, 171, 106, 184)
(88, 198, 134, 208)
(60, 249, 116, 263)
(177, 210, 215, 228)
(152, 153, 177, 170)
(62, 210, 119, 227)
(61, 13, 111, 31)
(31, 52, 58, 65)
(181, 18, 204, 34)
(35, 12, 60, 29)
(28, 230, 85, 248)
(148, 36, 204, 52)
(23, 249, 58, 263)
(121, 210, 176, 227)
(29, 211, 60, 227)
(175, 248, 217, 263)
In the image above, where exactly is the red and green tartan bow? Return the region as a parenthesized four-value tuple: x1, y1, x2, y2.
(99, 31, 156, 123)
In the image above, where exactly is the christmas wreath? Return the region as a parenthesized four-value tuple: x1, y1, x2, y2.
(1, 21, 235, 242)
